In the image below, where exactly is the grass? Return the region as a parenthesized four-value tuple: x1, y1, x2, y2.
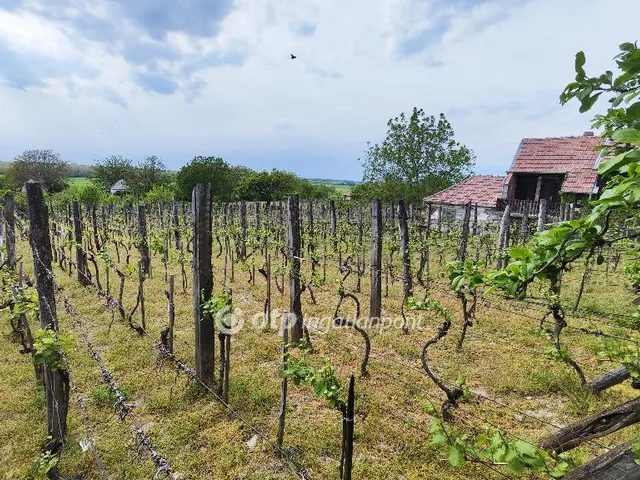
(1, 223, 639, 479)
(325, 183, 352, 194)
(69, 177, 93, 187)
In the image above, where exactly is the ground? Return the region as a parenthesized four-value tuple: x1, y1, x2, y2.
(1, 221, 639, 479)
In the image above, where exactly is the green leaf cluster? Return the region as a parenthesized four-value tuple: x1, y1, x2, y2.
(429, 419, 571, 477)
(283, 347, 344, 410)
(33, 327, 74, 372)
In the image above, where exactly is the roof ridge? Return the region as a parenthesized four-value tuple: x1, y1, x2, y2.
(521, 135, 603, 141)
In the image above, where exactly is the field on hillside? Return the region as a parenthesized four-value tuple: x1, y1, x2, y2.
(1, 199, 639, 480)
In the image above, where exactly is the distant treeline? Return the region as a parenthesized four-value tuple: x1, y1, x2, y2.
(0, 160, 93, 178)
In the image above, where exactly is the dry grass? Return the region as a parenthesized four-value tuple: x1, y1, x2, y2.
(1, 231, 639, 480)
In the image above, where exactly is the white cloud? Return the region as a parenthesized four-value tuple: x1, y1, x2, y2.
(0, 0, 638, 179)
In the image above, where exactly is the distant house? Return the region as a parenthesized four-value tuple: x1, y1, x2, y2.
(342, 190, 353, 201)
(425, 175, 506, 223)
(500, 131, 605, 215)
(109, 179, 128, 195)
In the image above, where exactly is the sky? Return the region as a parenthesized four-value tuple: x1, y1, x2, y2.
(0, 0, 638, 181)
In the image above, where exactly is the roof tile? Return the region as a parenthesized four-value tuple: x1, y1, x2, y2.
(425, 175, 505, 207)
(509, 136, 603, 194)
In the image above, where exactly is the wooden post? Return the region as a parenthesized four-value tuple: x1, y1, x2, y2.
(397, 199, 413, 307)
(4, 194, 15, 269)
(287, 195, 304, 344)
(138, 260, 146, 330)
(356, 206, 364, 293)
(266, 253, 272, 329)
(563, 442, 640, 479)
(239, 200, 247, 260)
(73, 201, 89, 286)
(537, 199, 548, 232)
(192, 184, 215, 385)
(138, 205, 150, 275)
(369, 200, 382, 324)
(519, 200, 530, 244)
(330, 199, 337, 249)
(172, 201, 181, 250)
(496, 205, 511, 269)
(457, 202, 471, 262)
(277, 311, 289, 453)
(168, 274, 175, 354)
(26, 181, 69, 456)
(91, 205, 100, 251)
(340, 375, 355, 480)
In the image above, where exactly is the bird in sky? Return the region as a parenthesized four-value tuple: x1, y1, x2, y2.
(290, 54, 297, 60)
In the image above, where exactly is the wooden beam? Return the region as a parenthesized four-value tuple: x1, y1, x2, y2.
(539, 396, 640, 453)
(564, 442, 640, 480)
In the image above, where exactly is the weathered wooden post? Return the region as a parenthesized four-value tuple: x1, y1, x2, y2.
(239, 200, 247, 260)
(73, 201, 90, 286)
(496, 205, 511, 269)
(26, 181, 69, 461)
(340, 374, 355, 480)
(138, 205, 150, 275)
(369, 200, 382, 325)
(288, 195, 304, 344)
(172, 200, 181, 250)
(277, 311, 289, 453)
(329, 199, 337, 249)
(167, 274, 175, 354)
(356, 206, 364, 293)
(457, 202, 471, 262)
(397, 199, 412, 333)
(137, 260, 146, 330)
(193, 184, 215, 385)
(4, 194, 15, 269)
(519, 200, 530, 244)
(537, 198, 548, 232)
(266, 252, 272, 329)
(91, 205, 100, 251)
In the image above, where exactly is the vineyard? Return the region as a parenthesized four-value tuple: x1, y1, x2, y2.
(2, 40, 640, 480)
(2, 183, 640, 480)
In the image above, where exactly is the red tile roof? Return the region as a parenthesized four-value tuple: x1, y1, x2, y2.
(508, 135, 604, 194)
(425, 175, 505, 207)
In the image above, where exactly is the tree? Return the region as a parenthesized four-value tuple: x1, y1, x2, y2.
(92, 155, 133, 189)
(360, 108, 475, 202)
(143, 184, 176, 204)
(174, 156, 235, 201)
(6, 149, 71, 193)
(128, 155, 171, 196)
(228, 165, 255, 193)
(52, 183, 107, 208)
(234, 170, 302, 202)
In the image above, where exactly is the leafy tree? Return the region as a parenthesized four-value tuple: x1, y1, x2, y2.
(359, 108, 475, 202)
(6, 149, 71, 193)
(51, 183, 106, 209)
(351, 179, 410, 201)
(143, 184, 176, 204)
(228, 165, 255, 194)
(128, 155, 171, 196)
(174, 156, 234, 201)
(92, 155, 133, 189)
(234, 169, 303, 202)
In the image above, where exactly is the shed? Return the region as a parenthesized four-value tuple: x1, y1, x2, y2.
(425, 175, 506, 223)
(110, 179, 128, 195)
